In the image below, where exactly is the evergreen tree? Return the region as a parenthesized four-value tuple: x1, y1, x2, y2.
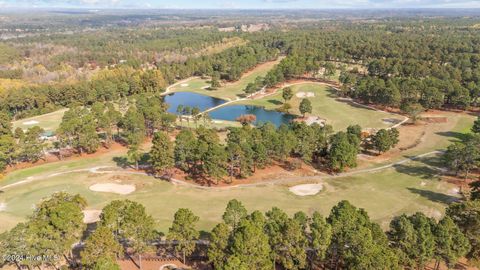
(167, 208, 200, 264)
(299, 98, 312, 118)
(100, 200, 155, 256)
(227, 215, 273, 270)
(208, 223, 230, 269)
(81, 226, 122, 268)
(222, 199, 248, 230)
(149, 131, 174, 176)
(447, 200, 480, 265)
(282, 87, 294, 103)
(433, 216, 470, 269)
(309, 212, 331, 268)
(328, 131, 358, 172)
(472, 116, 480, 134)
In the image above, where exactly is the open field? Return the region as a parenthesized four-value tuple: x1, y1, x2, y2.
(169, 59, 282, 100)
(240, 82, 405, 130)
(0, 144, 460, 233)
(11, 108, 68, 132)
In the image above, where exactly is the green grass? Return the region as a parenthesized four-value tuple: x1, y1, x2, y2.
(169, 60, 281, 100)
(0, 149, 458, 233)
(240, 83, 405, 131)
(12, 108, 68, 132)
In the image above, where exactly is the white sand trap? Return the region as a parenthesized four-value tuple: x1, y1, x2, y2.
(83, 209, 101, 223)
(23, 120, 39, 125)
(449, 187, 460, 195)
(180, 83, 189, 87)
(304, 116, 325, 126)
(213, 120, 224, 124)
(89, 183, 135, 195)
(296, 92, 315, 98)
(0, 203, 6, 212)
(289, 183, 323, 196)
(201, 86, 210, 89)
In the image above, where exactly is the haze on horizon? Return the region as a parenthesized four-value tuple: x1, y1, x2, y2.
(1, 0, 480, 10)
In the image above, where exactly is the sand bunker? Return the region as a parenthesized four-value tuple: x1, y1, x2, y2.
(0, 203, 6, 212)
(89, 183, 135, 195)
(83, 209, 101, 223)
(382, 118, 400, 124)
(23, 120, 39, 125)
(296, 92, 315, 98)
(180, 83, 189, 87)
(289, 183, 323, 196)
(303, 116, 326, 126)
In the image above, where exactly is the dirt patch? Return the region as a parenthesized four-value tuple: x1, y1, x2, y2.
(83, 209, 101, 223)
(89, 183, 135, 195)
(295, 91, 315, 98)
(289, 183, 323, 196)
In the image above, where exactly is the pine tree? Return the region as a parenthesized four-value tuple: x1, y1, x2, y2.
(299, 98, 312, 118)
(167, 208, 200, 264)
(149, 131, 174, 177)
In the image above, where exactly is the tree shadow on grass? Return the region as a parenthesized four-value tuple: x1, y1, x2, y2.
(268, 99, 283, 106)
(113, 156, 129, 168)
(393, 163, 441, 180)
(400, 154, 445, 168)
(435, 131, 469, 142)
(407, 188, 458, 204)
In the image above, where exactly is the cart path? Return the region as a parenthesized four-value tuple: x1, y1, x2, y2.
(0, 150, 443, 191)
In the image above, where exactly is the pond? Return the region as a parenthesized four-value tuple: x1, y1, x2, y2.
(165, 92, 295, 127)
(209, 105, 295, 127)
(164, 92, 226, 113)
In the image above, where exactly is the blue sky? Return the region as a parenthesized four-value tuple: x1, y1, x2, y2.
(1, 0, 480, 9)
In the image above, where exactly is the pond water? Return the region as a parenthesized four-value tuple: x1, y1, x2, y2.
(165, 92, 295, 127)
(164, 92, 226, 113)
(209, 105, 295, 127)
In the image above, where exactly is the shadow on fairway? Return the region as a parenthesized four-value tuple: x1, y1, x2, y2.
(393, 163, 441, 180)
(407, 188, 458, 204)
(436, 131, 469, 142)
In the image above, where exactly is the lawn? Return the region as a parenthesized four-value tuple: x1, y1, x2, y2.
(11, 108, 68, 132)
(0, 148, 458, 233)
(240, 82, 405, 131)
(169, 59, 281, 100)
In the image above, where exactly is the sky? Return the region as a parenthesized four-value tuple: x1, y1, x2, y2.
(1, 0, 480, 9)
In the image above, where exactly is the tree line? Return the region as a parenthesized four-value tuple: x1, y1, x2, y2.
(1, 193, 478, 270)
